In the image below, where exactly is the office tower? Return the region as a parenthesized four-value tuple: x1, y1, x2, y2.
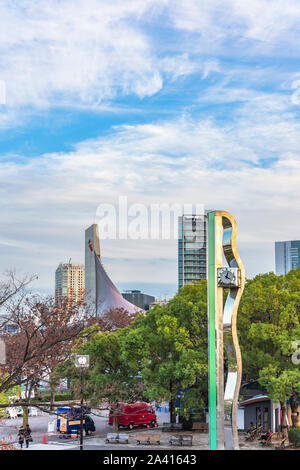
(85, 224, 142, 316)
(55, 262, 85, 305)
(275, 240, 300, 275)
(178, 214, 207, 289)
(122, 290, 155, 310)
(85, 224, 101, 313)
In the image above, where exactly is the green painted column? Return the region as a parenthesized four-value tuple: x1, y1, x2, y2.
(208, 211, 217, 450)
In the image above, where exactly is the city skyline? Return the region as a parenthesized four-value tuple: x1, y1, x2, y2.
(1, 2, 300, 295)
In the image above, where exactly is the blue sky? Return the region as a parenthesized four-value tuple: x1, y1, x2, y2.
(1, 0, 300, 298)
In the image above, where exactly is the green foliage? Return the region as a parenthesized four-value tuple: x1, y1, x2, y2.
(0, 384, 21, 417)
(238, 269, 300, 423)
(0, 391, 10, 417)
(55, 269, 300, 426)
(288, 428, 300, 447)
(34, 392, 74, 402)
(176, 388, 205, 420)
(121, 281, 208, 417)
(75, 328, 144, 405)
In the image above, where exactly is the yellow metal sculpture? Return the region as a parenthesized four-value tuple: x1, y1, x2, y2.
(208, 211, 245, 450)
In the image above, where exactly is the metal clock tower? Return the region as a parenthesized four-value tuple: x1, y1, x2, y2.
(207, 211, 245, 450)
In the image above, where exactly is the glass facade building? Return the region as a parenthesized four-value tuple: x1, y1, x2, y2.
(178, 214, 207, 289)
(275, 240, 300, 275)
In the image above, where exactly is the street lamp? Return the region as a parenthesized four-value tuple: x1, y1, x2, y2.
(75, 355, 89, 451)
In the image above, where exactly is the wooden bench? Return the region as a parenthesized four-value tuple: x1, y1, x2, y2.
(137, 433, 161, 445)
(192, 422, 208, 433)
(137, 433, 150, 445)
(149, 434, 161, 445)
(105, 433, 129, 444)
(169, 434, 193, 446)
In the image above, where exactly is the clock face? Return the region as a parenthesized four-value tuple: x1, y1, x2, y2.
(217, 267, 240, 287)
(220, 269, 235, 285)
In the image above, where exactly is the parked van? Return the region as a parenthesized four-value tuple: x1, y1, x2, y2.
(56, 406, 96, 437)
(108, 402, 157, 430)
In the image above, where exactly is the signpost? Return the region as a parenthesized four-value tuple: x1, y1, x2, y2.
(75, 355, 89, 451)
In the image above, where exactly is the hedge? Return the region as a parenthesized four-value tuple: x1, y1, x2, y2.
(288, 428, 300, 447)
(33, 393, 74, 402)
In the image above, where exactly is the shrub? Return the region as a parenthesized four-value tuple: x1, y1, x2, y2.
(288, 428, 300, 447)
(32, 392, 74, 402)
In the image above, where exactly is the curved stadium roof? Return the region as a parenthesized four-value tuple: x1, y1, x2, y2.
(94, 252, 144, 316)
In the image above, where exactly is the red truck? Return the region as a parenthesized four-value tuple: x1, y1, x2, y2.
(108, 402, 157, 430)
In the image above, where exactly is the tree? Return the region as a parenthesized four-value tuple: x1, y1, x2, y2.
(0, 270, 37, 310)
(92, 308, 139, 332)
(72, 327, 143, 432)
(0, 293, 89, 411)
(121, 282, 208, 423)
(238, 269, 300, 435)
(259, 368, 300, 437)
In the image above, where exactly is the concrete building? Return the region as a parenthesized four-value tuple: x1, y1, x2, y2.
(122, 290, 155, 310)
(240, 395, 300, 433)
(275, 240, 300, 275)
(85, 224, 101, 313)
(55, 262, 85, 305)
(178, 214, 207, 289)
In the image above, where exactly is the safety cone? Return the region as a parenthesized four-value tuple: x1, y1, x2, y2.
(43, 434, 46, 444)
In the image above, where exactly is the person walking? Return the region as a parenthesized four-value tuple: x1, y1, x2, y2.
(17, 426, 25, 449)
(24, 424, 32, 448)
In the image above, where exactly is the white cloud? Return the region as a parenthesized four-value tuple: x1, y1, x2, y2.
(1, 0, 300, 118)
(0, 0, 170, 110)
(1, 1, 300, 292)
(1, 100, 300, 288)
(168, 0, 300, 55)
(202, 60, 220, 79)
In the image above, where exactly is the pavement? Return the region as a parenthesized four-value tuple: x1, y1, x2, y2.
(0, 406, 283, 450)
(0, 404, 175, 450)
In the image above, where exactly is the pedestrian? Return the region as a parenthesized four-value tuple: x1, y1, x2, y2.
(17, 426, 25, 449)
(24, 424, 32, 448)
(259, 429, 273, 441)
(247, 421, 256, 434)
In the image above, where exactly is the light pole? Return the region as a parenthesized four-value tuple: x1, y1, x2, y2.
(75, 355, 89, 451)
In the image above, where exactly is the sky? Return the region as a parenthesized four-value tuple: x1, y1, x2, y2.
(1, 0, 300, 299)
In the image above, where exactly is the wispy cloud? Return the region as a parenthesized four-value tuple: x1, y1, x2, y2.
(169, 0, 300, 54)
(1, 102, 300, 287)
(1, 1, 300, 292)
(0, 0, 170, 111)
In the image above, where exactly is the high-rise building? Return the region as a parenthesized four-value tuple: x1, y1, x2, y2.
(275, 240, 300, 275)
(178, 214, 207, 289)
(55, 262, 85, 305)
(85, 224, 101, 313)
(122, 290, 155, 310)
